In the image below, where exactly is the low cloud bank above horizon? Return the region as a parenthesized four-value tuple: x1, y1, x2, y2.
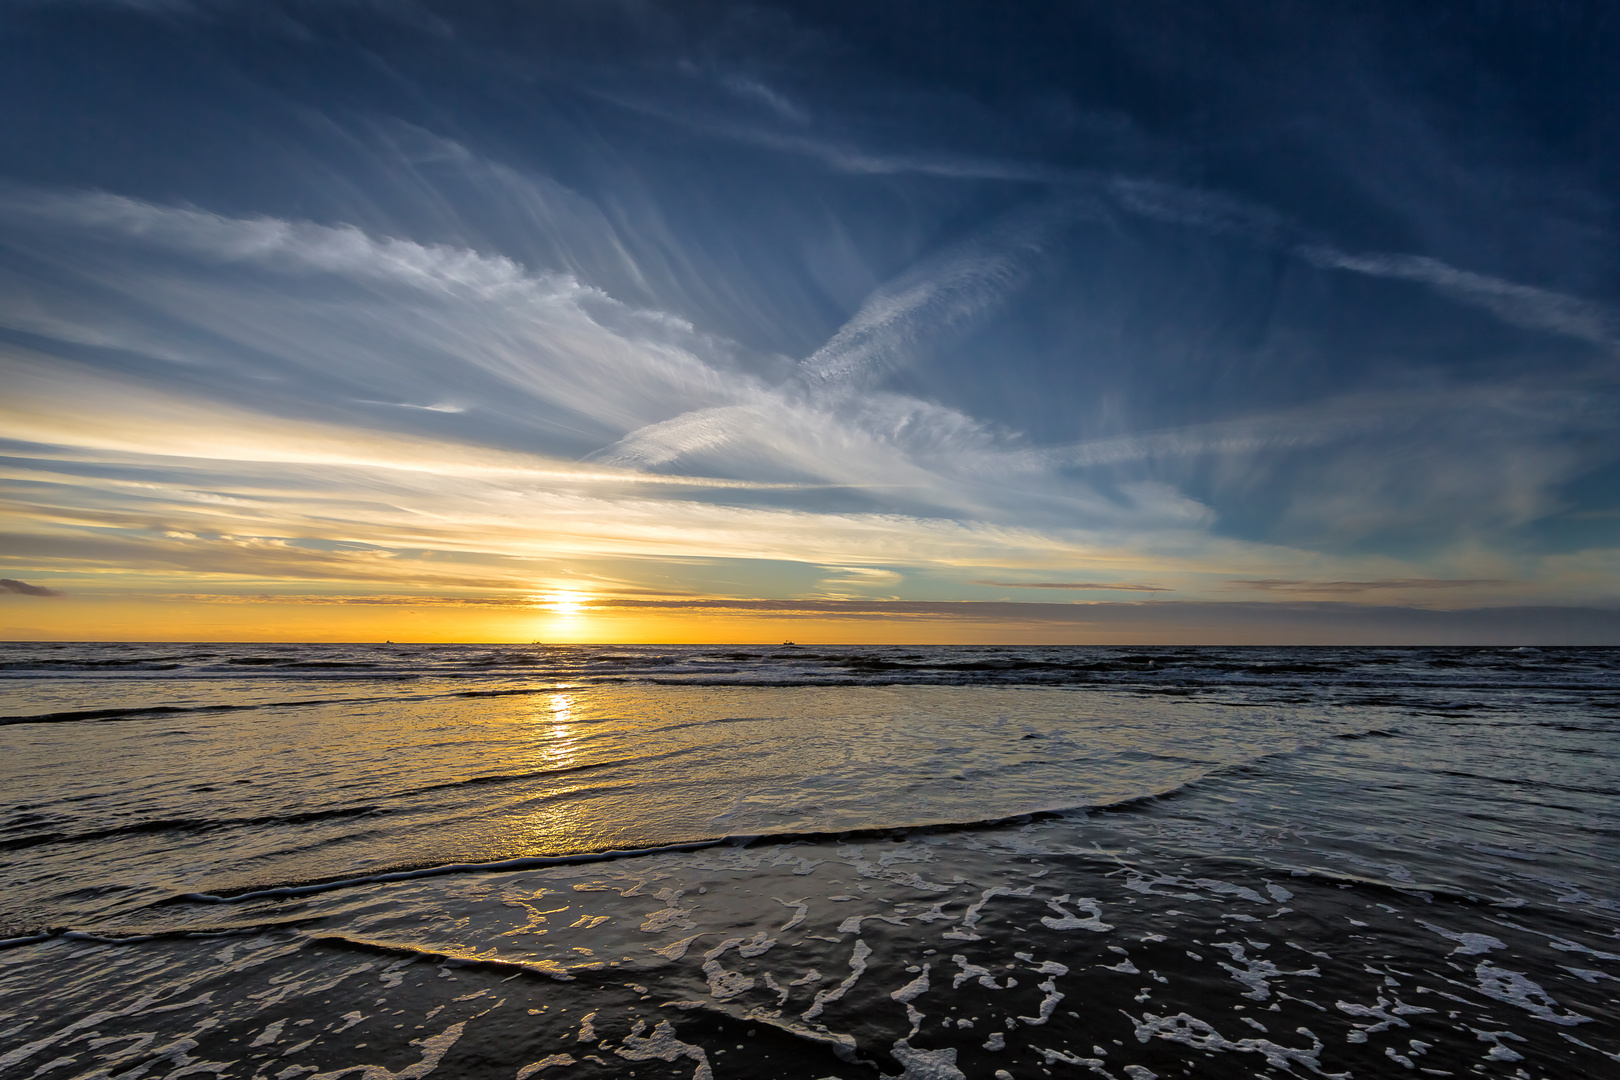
(1, 2, 1617, 641)
(970, 581, 1172, 592)
(0, 579, 63, 598)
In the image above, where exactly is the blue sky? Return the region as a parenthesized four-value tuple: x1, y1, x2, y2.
(2, 1, 1618, 640)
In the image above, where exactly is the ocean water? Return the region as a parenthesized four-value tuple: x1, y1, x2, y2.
(1, 643, 1616, 1079)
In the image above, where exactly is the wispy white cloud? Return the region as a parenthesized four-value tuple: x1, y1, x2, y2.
(441, 68, 1620, 362)
(595, 196, 1104, 494)
(638, 116, 1613, 359)
(586, 98, 1620, 357)
(1228, 578, 1503, 594)
(615, 111, 1620, 358)
(591, 405, 764, 469)
(1105, 177, 1293, 243)
(1029, 412, 1379, 470)
(11, 190, 539, 294)
(1, 187, 760, 441)
(718, 73, 811, 124)
(970, 580, 1170, 591)
(2, 181, 1615, 611)
(1299, 246, 1619, 350)
(5, 188, 1075, 529)
(797, 203, 1079, 389)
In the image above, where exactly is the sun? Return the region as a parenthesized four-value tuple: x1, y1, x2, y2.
(535, 591, 588, 616)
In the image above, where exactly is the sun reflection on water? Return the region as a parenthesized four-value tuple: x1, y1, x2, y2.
(508, 689, 598, 853)
(531, 691, 578, 772)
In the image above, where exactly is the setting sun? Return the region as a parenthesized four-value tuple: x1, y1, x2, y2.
(535, 592, 588, 617)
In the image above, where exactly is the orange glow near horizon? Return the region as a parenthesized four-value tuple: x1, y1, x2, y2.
(2, 590, 1607, 646)
(0, 593, 1117, 644)
(0, 595, 1461, 646)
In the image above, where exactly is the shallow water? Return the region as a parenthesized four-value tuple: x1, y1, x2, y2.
(1, 644, 1616, 1078)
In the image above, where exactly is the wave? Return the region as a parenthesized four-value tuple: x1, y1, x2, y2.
(7, 644, 1617, 695)
(152, 778, 1239, 909)
(308, 935, 585, 981)
(5, 719, 1428, 937)
(2, 925, 601, 981)
(0, 679, 1402, 723)
(166, 840, 734, 904)
(0, 804, 387, 853)
(0, 915, 328, 952)
(0, 695, 384, 725)
(225, 658, 376, 668)
(3, 752, 725, 853)
(0, 656, 210, 668)
(362, 742, 731, 807)
(0, 704, 216, 725)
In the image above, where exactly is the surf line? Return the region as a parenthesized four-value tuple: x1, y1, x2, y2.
(172, 840, 732, 905)
(0, 916, 329, 952)
(167, 811, 1074, 909)
(169, 776, 1265, 909)
(170, 792, 1194, 908)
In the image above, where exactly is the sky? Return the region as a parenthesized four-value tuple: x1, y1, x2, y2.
(2, 0, 1619, 643)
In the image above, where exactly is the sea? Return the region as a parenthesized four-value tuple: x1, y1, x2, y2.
(0, 642, 1616, 1079)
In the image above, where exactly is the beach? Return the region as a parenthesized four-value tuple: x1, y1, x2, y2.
(2, 643, 1616, 1078)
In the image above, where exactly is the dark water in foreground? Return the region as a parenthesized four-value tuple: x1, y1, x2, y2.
(1, 643, 1616, 1079)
